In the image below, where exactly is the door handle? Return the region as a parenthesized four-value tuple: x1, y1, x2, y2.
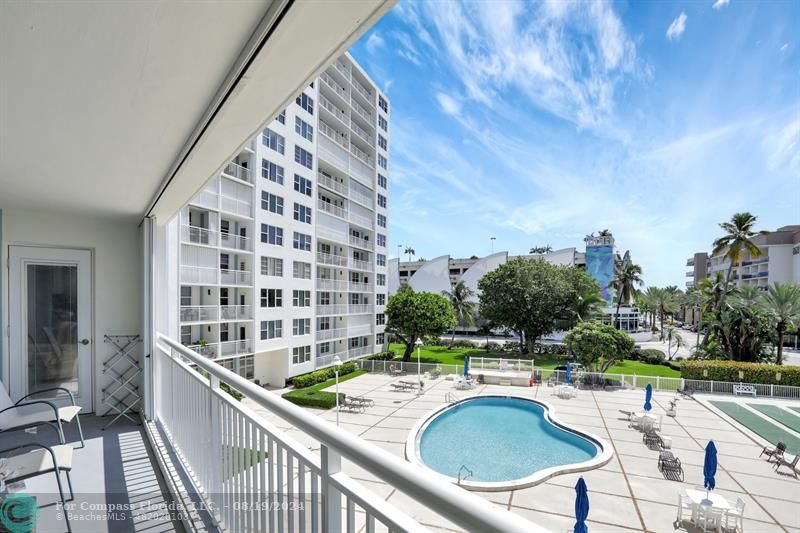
(80, 339, 91, 345)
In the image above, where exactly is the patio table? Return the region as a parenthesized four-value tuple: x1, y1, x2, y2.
(685, 489, 730, 532)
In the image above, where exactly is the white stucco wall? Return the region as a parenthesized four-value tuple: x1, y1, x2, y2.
(408, 255, 451, 295)
(0, 209, 142, 413)
(458, 251, 507, 301)
(767, 244, 794, 284)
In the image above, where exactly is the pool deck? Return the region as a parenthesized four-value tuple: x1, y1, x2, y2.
(244, 373, 800, 532)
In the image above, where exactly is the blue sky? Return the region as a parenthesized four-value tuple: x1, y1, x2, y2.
(349, 0, 799, 287)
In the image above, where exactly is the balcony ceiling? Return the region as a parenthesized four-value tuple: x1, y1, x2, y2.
(0, 0, 394, 220)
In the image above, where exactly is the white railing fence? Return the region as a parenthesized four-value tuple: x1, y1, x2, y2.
(154, 334, 541, 533)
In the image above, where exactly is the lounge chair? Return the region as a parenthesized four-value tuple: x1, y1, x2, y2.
(760, 442, 786, 462)
(1, 443, 74, 533)
(350, 396, 374, 407)
(643, 428, 663, 449)
(389, 365, 405, 377)
(0, 383, 85, 448)
(658, 451, 684, 481)
(774, 453, 799, 475)
(340, 397, 365, 413)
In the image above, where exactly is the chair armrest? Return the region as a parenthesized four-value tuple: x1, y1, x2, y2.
(16, 387, 76, 407)
(0, 400, 61, 421)
(0, 441, 56, 457)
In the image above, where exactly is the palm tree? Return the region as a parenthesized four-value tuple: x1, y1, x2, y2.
(662, 325, 687, 360)
(598, 229, 612, 237)
(711, 212, 767, 311)
(404, 246, 415, 262)
(732, 285, 761, 308)
(611, 263, 643, 329)
(442, 281, 476, 346)
(696, 272, 729, 347)
(529, 245, 553, 254)
(572, 286, 605, 322)
(761, 283, 800, 365)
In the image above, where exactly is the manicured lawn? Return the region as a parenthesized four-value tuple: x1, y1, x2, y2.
(386, 343, 680, 378)
(282, 370, 367, 409)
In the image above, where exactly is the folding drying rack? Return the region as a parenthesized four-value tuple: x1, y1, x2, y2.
(101, 334, 142, 429)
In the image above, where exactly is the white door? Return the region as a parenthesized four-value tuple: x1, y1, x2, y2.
(9, 246, 93, 411)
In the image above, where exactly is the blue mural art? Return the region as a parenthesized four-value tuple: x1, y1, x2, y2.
(585, 244, 615, 305)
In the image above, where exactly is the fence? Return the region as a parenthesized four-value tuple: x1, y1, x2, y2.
(355, 359, 800, 400)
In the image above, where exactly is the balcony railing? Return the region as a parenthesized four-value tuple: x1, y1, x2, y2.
(349, 257, 373, 271)
(184, 341, 218, 359)
(316, 252, 348, 267)
(218, 338, 252, 357)
(349, 235, 373, 250)
(179, 306, 218, 323)
(219, 268, 252, 286)
(316, 327, 348, 341)
(219, 231, 252, 252)
(348, 211, 373, 229)
(320, 70, 348, 100)
(334, 59, 351, 80)
(349, 281, 373, 292)
(348, 325, 374, 336)
(190, 189, 219, 209)
(316, 304, 349, 316)
(220, 305, 252, 321)
(319, 120, 349, 149)
(220, 195, 253, 218)
(182, 225, 217, 246)
(350, 97, 372, 123)
(222, 162, 253, 184)
(350, 142, 373, 167)
(348, 304, 371, 314)
(348, 345, 373, 358)
(348, 188, 373, 208)
(319, 94, 349, 126)
(741, 258, 769, 266)
(317, 173, 348, 195)
(316, 278, 349, 291)
(180, 265, 218, 285)
(317, 199, 347, 219)
(351, 78, 373, 105)
(154, 334, 539, 532)
(350, 120, 372, 144)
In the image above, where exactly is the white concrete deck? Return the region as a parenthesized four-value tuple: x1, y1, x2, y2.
(244, 372, 800, 532)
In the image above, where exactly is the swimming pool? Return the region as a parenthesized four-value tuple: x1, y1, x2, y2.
(406, 396, 611, 490)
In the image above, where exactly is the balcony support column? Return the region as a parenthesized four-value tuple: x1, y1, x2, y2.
(321, 444, 342, 532)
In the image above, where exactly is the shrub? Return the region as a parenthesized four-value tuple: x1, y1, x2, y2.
(640, 349, 665, 365)
(449, 339, 475, 348)
(282, 390, 345, 409)
(368, 351, 396, 361)
(681, 360, 800, 386)
(220, 382, 243, 401)
(290, 362, 357, 389)
(424, 335, 446, 346)
(485, 341, 502, 352)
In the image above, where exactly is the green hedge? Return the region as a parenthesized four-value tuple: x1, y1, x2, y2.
(282, 389, 345, 409)
(681, 360, 800, 386)
(290, 362, 357, 388)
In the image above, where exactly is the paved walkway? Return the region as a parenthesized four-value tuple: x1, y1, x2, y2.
(244, 373, 800, 532)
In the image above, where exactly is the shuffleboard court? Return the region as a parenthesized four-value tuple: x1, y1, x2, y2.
(748, 404, 800, 433)
(710, 401, 800, 455)
(790, 406, 800, 415)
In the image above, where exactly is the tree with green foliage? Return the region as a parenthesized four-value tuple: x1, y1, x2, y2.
(385, 291, 456, 361)
(662, 325, 687, 360)
(478, 258, 586, 353)
(710, 212, 767, 313)
(404, 246, 416, 262)
(442, 281, 476, 346)
(611, 262, 643, 329)
(564, 322, 635, 373)
(761, 283, 800, 365)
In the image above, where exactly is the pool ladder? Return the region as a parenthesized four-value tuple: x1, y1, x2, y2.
(445, 392, 459, 404)
(457, 464, 473, 485)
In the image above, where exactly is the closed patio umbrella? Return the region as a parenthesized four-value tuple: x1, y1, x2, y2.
(565, 362, 571, 385)
(574, 477, 589, 533)
(703, 440, 717, 504)
(463, 355, 469, 377)
(644, 383, 652, 412)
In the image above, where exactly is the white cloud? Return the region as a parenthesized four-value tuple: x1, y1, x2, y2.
(435, 93, 461, 116)
(393, 31, 423, 66)
(712, 0, 730, 10)
(365, 32, 384, 55)
(764, 118, 800, 171)
(780, 43, 789, 52)
(666, 13, 687, 41)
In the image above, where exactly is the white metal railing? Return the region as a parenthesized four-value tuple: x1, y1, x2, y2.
(319, 94, 349, 126)
(348, 325, 373, 336)
(316, 228, 349, 247)
(334, 59, 351, 80)
(316, 327, 348, 341)
(317, 199, 347, 219)
(316, 278, 349, 291)
(348, 304, 371, 314)
(223, 162, 253, 184)
(348, 346, 373, 358)
(315, 351, 350, 368)
(219, 231, 252, 252)
(351, 78, 373, 104)
(349, 157, 374, 186)
(182, 225, 217, 246)
(179, 306, 218, 322)
(219, 269, 252, 286)
(154, 334, 541, 532)
(316, 252, 348, 267)
(218, 339, 252, 357)
(181, 265, 218, 285)
(348, 211, 373, 229)
(349, 142, 373, 167)
(320, 70, 348, 99)
(220, 305, 252, 321)
(348, 188, 373, 208)
(350, 120, 372, 144)
(220, 195, 253, 218)
(349, 258, 372, 271)
(317, 173, 348, 195)
(184, 341, 218, 359)
(316, 304, 349, 316)
(319, 120, 349, 149)
(350, 98, 372, 123)
(349, 281, 373, 292)
(348, 235, 373, 250)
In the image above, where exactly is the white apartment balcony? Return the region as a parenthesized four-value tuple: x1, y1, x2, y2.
(317, 327, 348, 341)
(181, 265, 219, 284)
(219, 338, 253, 357)
(349, 234, 373, 250)
(182, 224, 217, 246)
(349, 281, 373, 292)
(334, 58, 351, 80)
(348, 324, 374, 336)
(219, 267, 252, 286)
(319, 120, 350, 150)
(349, 210, 373, 229)
(220, 304, 252, 320)
(686, 271, 693, 277)
(320, 70, 349, 102)
(185, 341, 219, 359)
(350, 141, 373, 167)
(350, 119, 373, 144)
(316, 278, 349, 291)
(741, 257, 769, 266)
(348, 187, 374, 208)
(350, 97, 373, 124)
(220, 194, 253, 218)
(180, 305, 219, 322)
(319, 93, 350, 127)
(219, 230, 253, 252)
(222, 161, 254, 184)
(686, 258, 695, 267)
(351, 78, 374, 107)
(317, 198, 348, 219)
(190, 188, 219, 210)
(317, 251, 348, 267)
(349, 257, 373, 271)
(317, 172, 349, 195)
(348, 304, 372, 314)
(316, 303, 349, 315)
(348, 345, 373, 357)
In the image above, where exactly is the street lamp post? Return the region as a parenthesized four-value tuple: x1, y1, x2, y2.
(333, 355, 343, 426)
(415, 338, 424, 396)
(490, 237, 496, 253)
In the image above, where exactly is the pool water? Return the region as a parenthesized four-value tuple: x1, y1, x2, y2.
(418, 397, 598, 482)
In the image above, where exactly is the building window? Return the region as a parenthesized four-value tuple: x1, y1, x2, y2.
(296, 93, 314, 115)
(180, 286, 191, 306)
(377, 274, 385, 286)
(377, 174, 387, 189)
(294, 174, 312, 196)
(292, 346, 311, 364)
(294, 146, 313, 170)
(377, 234, 386, 247)
(260, 320, 282, 340)
(378, 115, 388, 131)
(318, 317, 331, 331)
(376, 254, 386, 267)
(318, 292, 331, 305)
(376, 333, 385, 345)
(276, 110, 286, 124)
(293, 231, 311, 251)
(260, 256, 283, 277)
(318, 342, 331, 355)
(377, 214, 386, 228)
(261, 159, 284, 185)
(378, 135, 387, 150)
(377, 194, 386, 208)
(180, 326, 191, 345)
(376, 314, 385, 326)
(239, 356, 255, 380)
(378, 154, 387, 170)
(261, 191, 284, 214)
(293, 203, 312, 224)
(378, 96, 388, 113)
(376, 293, 386, 305)
(260, 288, 283, 308)
(293, 318, 311, 336)
(295, 116, 313, 142)
(260, 224, 283, 246)
(262, 128, 285, 154)
(293, 261, 311, 279)
(293, 290, 311, 307)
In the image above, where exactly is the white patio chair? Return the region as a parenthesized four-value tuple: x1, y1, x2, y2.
(724, 496, 745, 532)
(696, 505, 724, 532)
(1, 443, 74, 533)
(0, 382, 84, 448)
(675, 493, 692, 524)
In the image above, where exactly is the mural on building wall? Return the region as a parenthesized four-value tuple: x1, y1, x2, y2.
(586, 244, 615, 305)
